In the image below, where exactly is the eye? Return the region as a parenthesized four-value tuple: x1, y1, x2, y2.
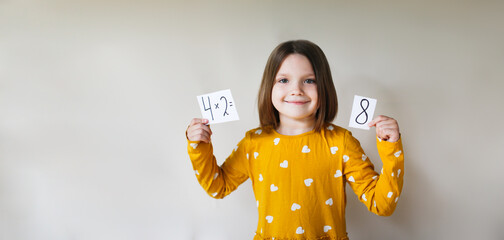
(304, 79, 316, 84)
(278, 78, 288, 83)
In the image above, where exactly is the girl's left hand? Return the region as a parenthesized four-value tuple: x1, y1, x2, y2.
(368, 115, 400, 142)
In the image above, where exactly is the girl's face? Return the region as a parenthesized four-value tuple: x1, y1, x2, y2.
(271, 54, 319, 124)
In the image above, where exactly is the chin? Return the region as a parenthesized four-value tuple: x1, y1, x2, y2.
(285, 112, 316, 120)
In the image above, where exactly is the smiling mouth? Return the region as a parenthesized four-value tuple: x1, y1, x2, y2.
(285, 101, 310, 105)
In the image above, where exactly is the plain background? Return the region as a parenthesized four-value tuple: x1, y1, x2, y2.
(1, 0, 504, 239)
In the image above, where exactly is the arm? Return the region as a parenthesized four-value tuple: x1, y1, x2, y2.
(343, 116, 404, 216)
(186, 118, 249, 199)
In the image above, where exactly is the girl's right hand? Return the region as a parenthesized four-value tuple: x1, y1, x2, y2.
(186, 118, 213, 143)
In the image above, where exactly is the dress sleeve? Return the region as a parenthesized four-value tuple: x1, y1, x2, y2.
(342, 130, 404, 216)
(187, 133, 250, 199)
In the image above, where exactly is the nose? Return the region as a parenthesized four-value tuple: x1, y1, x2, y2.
(289, 81, 304, 95)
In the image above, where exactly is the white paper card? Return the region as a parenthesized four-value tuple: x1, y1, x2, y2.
(349, 95, 377, 130)
(197, 89, 239, 124)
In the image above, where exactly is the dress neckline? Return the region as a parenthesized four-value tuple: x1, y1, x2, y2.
(271, 128, 317, 138)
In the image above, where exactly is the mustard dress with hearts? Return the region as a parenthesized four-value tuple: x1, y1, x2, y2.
(187, 124, 404, 240)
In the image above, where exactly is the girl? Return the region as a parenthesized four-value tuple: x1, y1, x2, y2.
(186, 40, 404, 240)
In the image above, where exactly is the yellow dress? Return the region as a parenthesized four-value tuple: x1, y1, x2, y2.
(187, 124, 404, 240)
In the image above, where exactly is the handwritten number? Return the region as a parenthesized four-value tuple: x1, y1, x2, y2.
(201, 96, 214, 121)
(220, 96, 229, 116)
(355, 99, 369, 125)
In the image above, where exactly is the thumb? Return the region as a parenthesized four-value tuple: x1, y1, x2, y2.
(368, 119, 377, 127)
(201, 118, 210, 125)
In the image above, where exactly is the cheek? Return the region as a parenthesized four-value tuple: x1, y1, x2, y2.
(270, 87, 279, 107)
(271, 85, 282, 101)
(309, 87, 319, 105)
(312, 97, 320, 111)
(312, 98, 320, 110)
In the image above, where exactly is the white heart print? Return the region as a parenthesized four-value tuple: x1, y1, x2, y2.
(387, 191, 393, 198)
(291, 203, 301, 211)
(362, 154, 367, 161)
(255, 129, 262, 135)
(327, 125, 334, 131)
(334, 170, 342, 178)
(213, 172, 219, 180)
(296, 227, 304, 234)
(259, 174, 263, 182)
(280, 160, 288, 168)
(343, 155, 349, 162)
(362, 193, 367, 202)
(254, 152, 259, 159)
(302, 145, 311, 153)
(324, 225, 332, 233)
(246, 153, 249, 160)
(394, 150, 402, 157)
(234, 145, 238, 152)
(348, 176, 355, 182)
(331, 146, 338, 154)
(270, 184, 278, 192)
(304, 178, 313, 187)
(195, 170, 199, 176)
(212, 192, 217, 197)
(190, 143, 198, 149)
(398, 169, 402, 177)
(274, 138, 280, 145)
(266, 216, 273, 223)
(325, 198, 333, 206)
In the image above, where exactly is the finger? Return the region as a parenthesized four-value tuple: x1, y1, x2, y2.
(368, 115, 389, 127)
(377, 131, 390, 141)
(381, 128, 400, 142)
(189, 118, 203, 126)
(187, 122, 212, 141)
(189, 134, 210, 143)
(187, 129, 211, 143)
(377, 126, 401, 142)
(196, 132, 211, 143)
(188, 124, 212, 137)
(376, 123, 395, 141)
(192, 122, 212, 135)
(376, 122, 398, 131)
(376, 126, 386, 140)
(201, 123, 213, 136)
(374, 118, 397, 130)
(187, 119, 212, 135)
(189, 118, 209, 127)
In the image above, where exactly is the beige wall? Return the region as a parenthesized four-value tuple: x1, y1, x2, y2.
(1, 0, 503, 239)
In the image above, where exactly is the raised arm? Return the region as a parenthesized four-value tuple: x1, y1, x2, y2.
(343, 116, 404, 216)
(186, 118, 249, 199)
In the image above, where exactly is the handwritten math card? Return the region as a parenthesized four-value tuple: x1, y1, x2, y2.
(197, 89, 239, 124)
(349, 95, 377, 130)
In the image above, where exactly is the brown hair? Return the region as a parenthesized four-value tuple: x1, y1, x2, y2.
(257, 40, 338, 132)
